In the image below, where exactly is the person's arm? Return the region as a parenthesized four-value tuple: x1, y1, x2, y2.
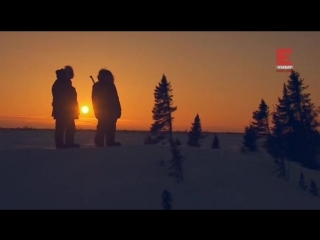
(74, 88, 80, 118)
(113, 84, 121, 118)
(52, 81, 64, 107)
(91, 84, 100, 119)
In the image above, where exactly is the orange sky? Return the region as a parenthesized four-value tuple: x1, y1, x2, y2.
(1, 31, 320, 132)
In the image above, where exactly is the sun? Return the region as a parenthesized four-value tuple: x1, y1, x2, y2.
(81, 106, 89, 114)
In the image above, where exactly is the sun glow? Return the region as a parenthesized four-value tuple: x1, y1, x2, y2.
(81, 106, 89, 114)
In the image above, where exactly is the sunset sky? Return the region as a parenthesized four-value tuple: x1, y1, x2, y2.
(1, 31, 320, 132)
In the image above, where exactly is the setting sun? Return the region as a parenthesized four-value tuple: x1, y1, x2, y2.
(81, 106, 89, 114)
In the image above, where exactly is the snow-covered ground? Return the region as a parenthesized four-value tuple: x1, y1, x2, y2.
(1, 129, 320, 209)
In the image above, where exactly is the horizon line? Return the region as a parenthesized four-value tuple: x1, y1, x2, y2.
(0, 126, 244, 134)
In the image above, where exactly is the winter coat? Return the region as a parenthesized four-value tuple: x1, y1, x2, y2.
(92, 80, 121, 120)
(51, 79, 79, 120)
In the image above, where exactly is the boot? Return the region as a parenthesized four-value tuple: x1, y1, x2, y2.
(106, 141, 121, 146)
(56, 142, 68, 148)
(65, 124, 80, 148)
(105, 123, 120, 146)
(55, 128, 66, 148)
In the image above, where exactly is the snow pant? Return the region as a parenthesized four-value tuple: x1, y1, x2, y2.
(54, 118, 76, 147)
(94, 117, 117, 147)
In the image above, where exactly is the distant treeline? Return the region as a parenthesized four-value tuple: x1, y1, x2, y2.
(0, 126, 241, 134)
(0, 126, 36, 131)
(81, 129, 242, 134)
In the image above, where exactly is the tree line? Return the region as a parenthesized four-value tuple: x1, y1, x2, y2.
(242, 70, 320, 170)
(147, 70, 320, 170)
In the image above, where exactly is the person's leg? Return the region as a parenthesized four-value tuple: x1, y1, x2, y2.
(65, 119, 80, 147)
(55, 119, 66, 148)
(105, 118, 121, 146)
(94, 120, 105, 147)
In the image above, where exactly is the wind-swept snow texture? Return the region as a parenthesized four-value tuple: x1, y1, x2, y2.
(1, 130, 320, 209)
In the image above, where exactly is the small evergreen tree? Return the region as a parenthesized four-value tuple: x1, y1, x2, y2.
(187, 114, 202, 147)
(168, 141, 184, 183)
(299, 172, 308, 191)
(162, 190, 173, 210)
(309, 180, 318, 196)
(211, 134, 220, 149)
(150, 74, 177, 144)
(273, 157, 287, 179)
(251, 99, 271, 137)
(242, 125, 258, 152)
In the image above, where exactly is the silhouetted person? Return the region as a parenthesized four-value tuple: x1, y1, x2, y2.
(51, 66, 80, 148)
(92, 69, 121, 147)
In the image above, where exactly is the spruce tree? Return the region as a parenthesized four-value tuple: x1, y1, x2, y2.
(242, 125, 258, 152)
(299, 172, 308, 191)
(286, 70, 320, 169)
(251, 99, 271, 137)
(265, 71, 320, 170)
(264, 84, 291, 161)
(309, 180, 318, 196)
(266, 98, 288, 179)
(271, 84, 293, 137)
(168, 140, 184, 183)
(273, 156, 287, 179)
(211, 134, 220, 149)
(162, 190, 173, 210)
(150, 74, 177, 143)
(187, 114, 202, 147)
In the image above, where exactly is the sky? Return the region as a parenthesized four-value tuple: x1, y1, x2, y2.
(0, 31, 320, 132)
